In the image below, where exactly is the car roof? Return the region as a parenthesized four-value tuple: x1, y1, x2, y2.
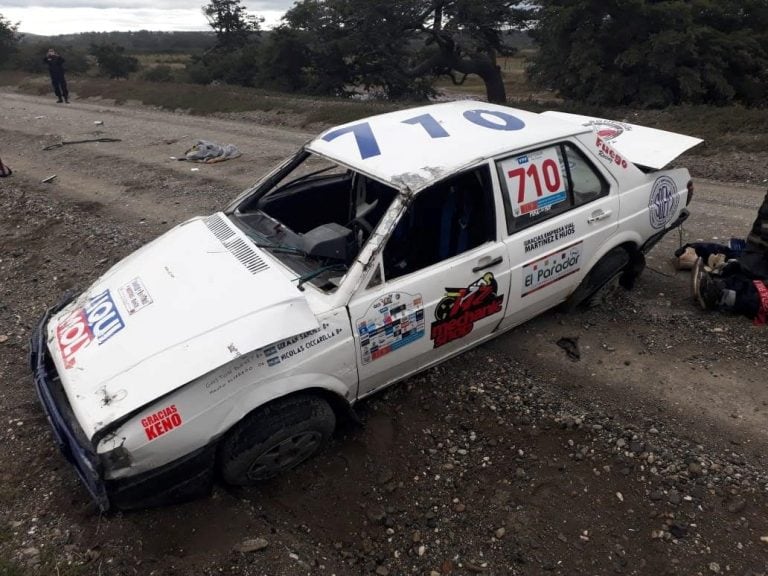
(306, 101, 592, 193)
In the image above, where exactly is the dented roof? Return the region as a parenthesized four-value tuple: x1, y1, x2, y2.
(306, 101, 704, 191)
(306, 101, 591, 192)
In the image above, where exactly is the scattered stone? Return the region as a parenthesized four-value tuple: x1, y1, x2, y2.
(668, 490, 682, 505)
(494, 527, 506, 539)
(651, 530, 665, 540)
(727, 499, 746, 514)
(377, 469, 394, 485)
(412, 530, 422, 543)
(367, 507, 387, 525)
(708, 562, 721, 573)
(21, 547, 40, 558)
(669, 524, 688, 539)
(0, 335, 8, 344)
(464, 560, 487, 573)
(375, 566, 389, 576)
(649, 490, 663, 501)
(234, 538, 269, 553)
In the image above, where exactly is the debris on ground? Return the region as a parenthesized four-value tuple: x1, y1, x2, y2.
(180, 140, 242, 163)
(556, 336, 581, 361)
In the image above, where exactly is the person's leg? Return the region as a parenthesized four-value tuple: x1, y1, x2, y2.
(51, 75, 63, 102)
(60, 76, 69, 102)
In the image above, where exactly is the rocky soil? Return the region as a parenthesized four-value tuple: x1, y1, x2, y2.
(1, 92, 767, 575)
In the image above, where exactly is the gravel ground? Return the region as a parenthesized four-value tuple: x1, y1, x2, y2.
(1, 92, 767, 575)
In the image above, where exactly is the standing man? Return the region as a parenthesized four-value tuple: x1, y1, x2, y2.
(43, 48, 69, 103)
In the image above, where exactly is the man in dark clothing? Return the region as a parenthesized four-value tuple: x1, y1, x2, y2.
(43, 48, 69, 103)
(692, 189, 768, 324)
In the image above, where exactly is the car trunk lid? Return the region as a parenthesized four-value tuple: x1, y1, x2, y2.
(541, 111, 703, 170)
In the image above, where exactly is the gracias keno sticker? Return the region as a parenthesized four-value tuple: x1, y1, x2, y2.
(141, 404, 183, 441)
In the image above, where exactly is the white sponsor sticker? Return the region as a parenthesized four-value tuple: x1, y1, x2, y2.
(522, 242, 583, 297)
(118, 277, 153, 315)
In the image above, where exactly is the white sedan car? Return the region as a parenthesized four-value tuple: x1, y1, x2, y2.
(30, 101, 701, 510)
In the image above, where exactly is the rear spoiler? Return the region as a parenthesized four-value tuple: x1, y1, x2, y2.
(541, 112, 703, 170)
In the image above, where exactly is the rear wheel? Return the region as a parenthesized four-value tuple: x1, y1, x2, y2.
(563, 248, 631, 311)
(218, 394, 335, 485)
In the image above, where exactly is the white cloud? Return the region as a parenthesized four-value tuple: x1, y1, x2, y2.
(0, 2, 290, 34)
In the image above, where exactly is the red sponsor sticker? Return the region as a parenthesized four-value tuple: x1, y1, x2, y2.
(56, 309, 93, 369)
(141, 404, 183, 441)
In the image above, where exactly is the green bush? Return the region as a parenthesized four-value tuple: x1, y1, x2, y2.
(13, 43, 90, 74)
(90, 43, 139, 79)
(142, 65, 174, 82)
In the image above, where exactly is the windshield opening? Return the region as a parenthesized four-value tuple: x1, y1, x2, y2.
(232, 151, 399, 292)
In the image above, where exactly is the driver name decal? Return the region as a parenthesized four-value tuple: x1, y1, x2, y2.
(522, 242, 583, 297)
(430, 273, 504, 348)
(56, 289, 125, 369)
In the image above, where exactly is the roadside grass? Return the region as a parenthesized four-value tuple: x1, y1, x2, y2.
(2, 69, 766, 155)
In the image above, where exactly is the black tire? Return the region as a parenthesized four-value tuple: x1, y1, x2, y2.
(218, 394, 335, 486)
(563, 248, 631, 311)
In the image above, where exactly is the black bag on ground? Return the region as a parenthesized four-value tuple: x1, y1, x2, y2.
(0, 157, 11, 177)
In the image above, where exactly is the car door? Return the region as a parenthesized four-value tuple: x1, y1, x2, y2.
(494, 141, 620, 330)
(347, 165, 511, 398)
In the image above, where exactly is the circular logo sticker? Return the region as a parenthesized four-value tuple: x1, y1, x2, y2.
(584, 120, 627, 141)
(648, 176, 679, 229)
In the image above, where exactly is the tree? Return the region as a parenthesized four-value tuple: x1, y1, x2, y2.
(406, 0, 530, 103)
(189, 0, 264, 86)
(203, 0, 261, 50)
(256, 27, 313, 92)
(14, 43, 89, 74)
(529, 0, 768, 107)
(90, 43, 140, 79)
(0, 13, 21, 69)
(282, 0, 528, 102)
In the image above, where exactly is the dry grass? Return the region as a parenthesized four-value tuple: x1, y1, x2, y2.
(2, 68, 767, 155)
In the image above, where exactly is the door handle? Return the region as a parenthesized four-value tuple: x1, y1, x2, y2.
(587, 209, 612, 223)
(472, 255, 503, 273)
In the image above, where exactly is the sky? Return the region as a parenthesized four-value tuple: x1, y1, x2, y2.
(0, 0, 293, 36)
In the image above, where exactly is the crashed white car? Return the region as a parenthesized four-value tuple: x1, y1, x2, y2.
(30, 101, 701, 510)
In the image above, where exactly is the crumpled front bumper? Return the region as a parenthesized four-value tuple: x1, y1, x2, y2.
(29, 302, 111, 511)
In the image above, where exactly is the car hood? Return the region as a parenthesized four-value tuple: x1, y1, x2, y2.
(541, 111, 703, 170)
(46, 213, 319, 438)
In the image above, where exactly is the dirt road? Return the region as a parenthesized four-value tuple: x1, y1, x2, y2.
(1, 92, 767, 575)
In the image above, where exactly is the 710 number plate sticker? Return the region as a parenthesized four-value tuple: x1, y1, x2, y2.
(501, 147, 568, 217)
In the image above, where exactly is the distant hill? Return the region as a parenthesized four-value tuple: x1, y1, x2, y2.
(20, 30, 216, 53)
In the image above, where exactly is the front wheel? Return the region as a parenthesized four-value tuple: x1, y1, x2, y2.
(218, 394, 336, 485)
